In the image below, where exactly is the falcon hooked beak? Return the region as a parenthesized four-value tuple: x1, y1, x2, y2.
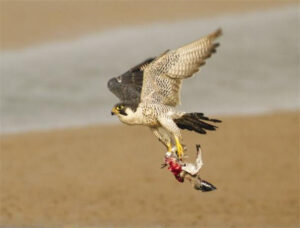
(111, 107, 118, 115)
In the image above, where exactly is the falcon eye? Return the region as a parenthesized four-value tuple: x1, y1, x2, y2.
(116, 105, 124, 111)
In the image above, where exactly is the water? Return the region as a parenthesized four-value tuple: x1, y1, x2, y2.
(1, 6, 299, 133)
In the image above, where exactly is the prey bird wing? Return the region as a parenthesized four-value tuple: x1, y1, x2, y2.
(107, 58, 154, 110)
(141, 29, 222, 106)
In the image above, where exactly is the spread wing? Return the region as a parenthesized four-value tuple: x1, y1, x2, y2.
(141, 29, 222, 106)
(107, 58, 154, 109)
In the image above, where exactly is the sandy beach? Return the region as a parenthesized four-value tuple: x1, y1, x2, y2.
(1, 112, 299, 227)
(1, 0, 299, 227)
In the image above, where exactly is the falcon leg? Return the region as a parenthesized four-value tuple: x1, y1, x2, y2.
(158, 117, 184, 157)
(166, 142, 173, 152)
(151, 127, 172, 151)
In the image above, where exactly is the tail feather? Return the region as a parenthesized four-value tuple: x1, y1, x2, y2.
(174, 113, 221, 134)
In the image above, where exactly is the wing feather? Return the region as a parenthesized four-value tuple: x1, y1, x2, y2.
(141, 29, 222, 106)
(107, 58, 154, 109)
(165, 28, 221, 79)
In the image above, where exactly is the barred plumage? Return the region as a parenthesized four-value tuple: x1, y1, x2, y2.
(108, 29, 222, 158)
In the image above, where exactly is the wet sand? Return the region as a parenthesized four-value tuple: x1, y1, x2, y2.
(1, 0, 297, 50)
(1, 112, 299, 227)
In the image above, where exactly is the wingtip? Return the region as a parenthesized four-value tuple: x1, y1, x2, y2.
(210, 28, 223, 40)
(216, 28, 223, 36)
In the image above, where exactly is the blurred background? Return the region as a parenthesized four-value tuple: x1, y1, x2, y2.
(1, 0, 299, 227)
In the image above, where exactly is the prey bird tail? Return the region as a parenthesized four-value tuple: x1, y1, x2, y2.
(174, 113, 221, 134)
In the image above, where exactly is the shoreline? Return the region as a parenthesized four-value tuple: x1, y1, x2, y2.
(1, 110, 299, 137)
(2, 5, 299, 134)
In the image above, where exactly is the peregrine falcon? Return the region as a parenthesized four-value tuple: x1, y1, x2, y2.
(108, 29, 222, 159)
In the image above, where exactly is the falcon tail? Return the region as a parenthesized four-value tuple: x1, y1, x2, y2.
(174, 113, 221, 134)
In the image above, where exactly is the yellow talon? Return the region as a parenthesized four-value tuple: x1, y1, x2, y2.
(175, 136, 184, 159)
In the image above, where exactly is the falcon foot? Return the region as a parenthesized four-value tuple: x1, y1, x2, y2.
(175, 136, 184, 159)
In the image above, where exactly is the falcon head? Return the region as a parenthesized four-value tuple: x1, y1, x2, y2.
(111, 102, 140, 125)
(111, 103, 129, 116)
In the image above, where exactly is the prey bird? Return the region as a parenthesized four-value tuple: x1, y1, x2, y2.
(108, 29, 222, 159)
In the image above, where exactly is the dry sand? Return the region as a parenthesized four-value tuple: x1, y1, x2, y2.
(1, 112, 299, 227)
(1, 0, 297, 50)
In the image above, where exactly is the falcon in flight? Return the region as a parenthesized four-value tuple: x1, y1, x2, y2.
(108, 29, 222, 159)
